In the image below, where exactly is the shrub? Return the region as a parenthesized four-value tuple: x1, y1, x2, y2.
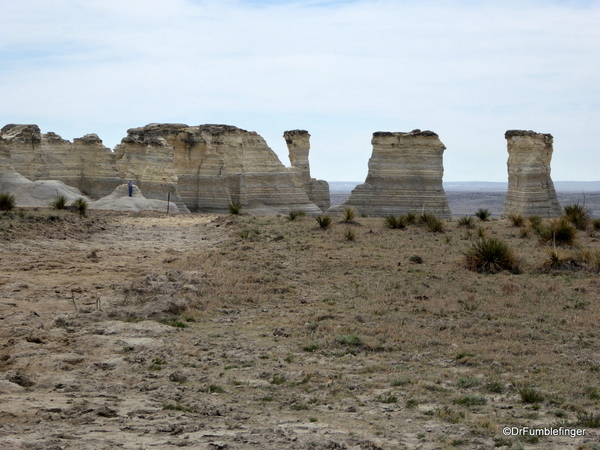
(453, 394, 487, 406)
(541, 247, 578, 271)
(286, 210, 306, 221)
(343, 227, 356, 242)
(593, 219, 600, 230)
(576, 411, 600, 428)
(341, 207, 356, 223)
(457, 216, 475, 229)
(409, 255, 423, 264)
(51, 195, 68, 210)
(463, 238, 520, 274)
(228, 202, 242, 215)
(72, 198, 88, 218)
(539, 218, 577, 246)
(564, 203, 590, 230)
(315, 215, 332, 229)
(475, 208, 491, 221)
(420, 212, 444, 233)
(518, 386, 544, 404)
(384, 215, 406, 229)
(0, 193, 16, 211)
(336, 334, 363, 346)
(528, 215, 543, 232)
(508, 213, 525, 227)
(405, 212, 417, 224)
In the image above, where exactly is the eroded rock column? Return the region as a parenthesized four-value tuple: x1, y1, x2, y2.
(502, 130, 562, 218)
(328, 129, 451, 218)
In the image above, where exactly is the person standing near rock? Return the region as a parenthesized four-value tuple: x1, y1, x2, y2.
(127, 180, 134, 197)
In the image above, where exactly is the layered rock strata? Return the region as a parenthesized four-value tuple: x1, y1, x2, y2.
(1, 123, 328, 214)
(329, 130, 452, 218)
(502, 130, 562, 218)
(114, 124, 324, 214)
(284, 130, 330, 212)
(1, 124, 121, 198)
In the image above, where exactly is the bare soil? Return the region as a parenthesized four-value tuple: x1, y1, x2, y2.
(1, 208, 599, 449)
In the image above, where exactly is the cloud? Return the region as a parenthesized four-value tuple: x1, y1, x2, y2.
(1, 0, 599, 181)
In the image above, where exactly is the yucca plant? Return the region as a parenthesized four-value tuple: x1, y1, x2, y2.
(343, 227, 356, 242)
(463, 237, 520, 273)
(474, 208, 491, 221)
(384, 215, 406, 229)
(286, 210, 306, 221)
(404, 212, 417, 224)
(542, 247, 577, 271)
(563, 203, 590, 230)
(420, 212, 444, 233)
(228, 202, 242, 215)
(51, 195, 68, 210)
(593, 219, 600, 230)
(0, 192, 16, 211)
(539, 218, 577, 246)
(507, 213, 525, 227)
(457, 216, 475, 229)
(527, 215, 543, 233)
(341, 207, 356, 224)
(315, 215, 332, 229)
(72, 198, 88, 218)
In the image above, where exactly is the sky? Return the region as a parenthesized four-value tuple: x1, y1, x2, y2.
(1, 0, 599, 182)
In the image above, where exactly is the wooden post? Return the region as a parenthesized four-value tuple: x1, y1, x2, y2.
(167, 192, 171, 215)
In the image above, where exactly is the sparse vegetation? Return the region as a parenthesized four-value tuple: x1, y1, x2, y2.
(50, 195, 69, 210)
(539, 217, 577, 246)
(343, 227, 356, 242)
(384, 214, 407, 229)
(0, 193, 16, 211)
(457, 216, 475, 229)
(228, 202, 242, 215)
(474, 208, 491, 221)
(463, 237, 520, 273)
(420, 212, 444, 232)
(341, 207, 356, 223)
(286, 210, 306, 221)
(72, 198, 88, 217)
(508, 213, 525, 227)
(564, 203, 591, 230)
(315, 214, 332, 229)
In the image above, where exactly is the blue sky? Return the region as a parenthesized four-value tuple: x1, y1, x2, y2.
(1, 0, 599, 182)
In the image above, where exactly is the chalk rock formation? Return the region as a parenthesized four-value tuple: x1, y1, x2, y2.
(114, 124, 324, 214)
(90, 184, 181, 213)
(1, 124, 121, 198)
(284, 130, 330, 211)
(329, 130, 451, 218)
(502, 130, 562, 218)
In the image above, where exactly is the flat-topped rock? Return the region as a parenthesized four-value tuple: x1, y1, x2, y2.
(328, 129, 451, 218)
(502, 130, 562, 218)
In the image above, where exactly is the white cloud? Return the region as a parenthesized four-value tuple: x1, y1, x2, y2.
(1, 0, 599, 181)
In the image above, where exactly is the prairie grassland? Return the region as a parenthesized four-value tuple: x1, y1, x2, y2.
(170, 213, 600, 447)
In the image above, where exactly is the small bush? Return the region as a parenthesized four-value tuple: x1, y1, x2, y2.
(576, 411, 600, 428)
(463, 238, 520, 274)
(541, 247, 578, 271)
(420, 212, 444, 233)
(593, 219, 600, 230)
(456, 376, 481, 389)
(315, 215, 332, 229)
(453, 395, 487, 406)
(50, 195, 69, 210)
(343, 227, 356, 242)
(72, 198, 88, 218)
(564, 203, 590, 230)
(475, 208, 491, 221)
(0, 193, 16, 211)
(384, 215, 407, 229)
(405, 212, 417, 224)
(286, 210, 306, 221)
(518, 386, 544, 403)
(270, 374, 286, 385)
(508, 213, 525, 227)
(457, 216, 475, 229)
(341, 207, 356, 223)
(528, 215, 543, 232)
(228, 202, 242, 215)
(336, 334, 363, 346)
(539, 218, 577, 246)
(409, 255, 423, 264)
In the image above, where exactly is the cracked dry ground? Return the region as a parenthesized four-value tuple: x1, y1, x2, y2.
(0, 210, 599, 449)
